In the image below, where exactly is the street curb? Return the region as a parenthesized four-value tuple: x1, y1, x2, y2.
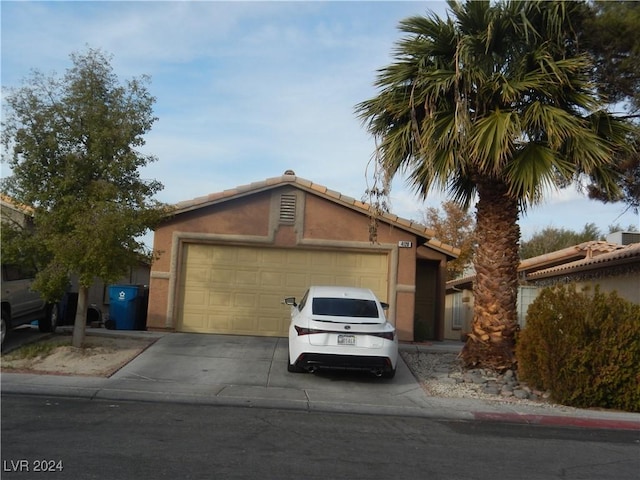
(3, 382, 639, 431)
(473, 411, 640, 431)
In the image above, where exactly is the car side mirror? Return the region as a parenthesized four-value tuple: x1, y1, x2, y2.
(380, 302, 389, 310)
(283, 297, 297, 307)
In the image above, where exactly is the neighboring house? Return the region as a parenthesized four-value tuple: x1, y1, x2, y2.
(147, 172, 460, 342)
(525, 241, 640, 303)
(1, 194, 150, 324)
(1, 194, 35, 230)
(445, 237, 640, 341)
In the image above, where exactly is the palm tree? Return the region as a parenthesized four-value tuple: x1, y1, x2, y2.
(356, 1, 633, 370)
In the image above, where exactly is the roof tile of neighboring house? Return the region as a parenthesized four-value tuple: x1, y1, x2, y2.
(0, 194, 34, 215)
(169, 173, 461, 258)
(518, 240, 626, 273)
(526, 242, 640, 280)
(446, 240, 633, 291)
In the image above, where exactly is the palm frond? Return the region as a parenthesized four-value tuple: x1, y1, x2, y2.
(356, 0, 633, 211)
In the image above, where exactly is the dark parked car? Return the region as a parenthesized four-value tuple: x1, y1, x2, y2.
(1, 264, 58, 346)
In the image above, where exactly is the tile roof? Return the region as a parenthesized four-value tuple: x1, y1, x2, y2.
(169, 173, 460, 258)
(0, 194, 34, 215)
(447, 241, 640, 290)
(526, 242, 640, 279)
(518, 240, 627, 273)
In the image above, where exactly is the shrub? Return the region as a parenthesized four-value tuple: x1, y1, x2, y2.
(516, 285, 640, 412)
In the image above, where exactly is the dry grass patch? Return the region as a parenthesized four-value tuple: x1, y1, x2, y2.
(1, 334, 156, 377)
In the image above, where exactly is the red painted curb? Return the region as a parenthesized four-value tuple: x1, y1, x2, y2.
(474, 412, 640, 431)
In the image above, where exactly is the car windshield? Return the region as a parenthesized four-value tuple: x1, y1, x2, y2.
(312, 298, 379, 318)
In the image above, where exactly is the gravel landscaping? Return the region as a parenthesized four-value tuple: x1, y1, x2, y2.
(401, 349, 566, 410)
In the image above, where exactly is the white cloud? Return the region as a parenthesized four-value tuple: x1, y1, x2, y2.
(3, 0, 637, 243)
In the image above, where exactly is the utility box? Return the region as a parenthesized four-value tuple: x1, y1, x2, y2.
(108, 285, 148, 330)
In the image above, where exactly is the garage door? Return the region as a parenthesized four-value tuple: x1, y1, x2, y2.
(178, 244, 389, 336)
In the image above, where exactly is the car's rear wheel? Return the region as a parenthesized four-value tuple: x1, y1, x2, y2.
(39, 303, 59, 333)
(382, 368, 396, 379)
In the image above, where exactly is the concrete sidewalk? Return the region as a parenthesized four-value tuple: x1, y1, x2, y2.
(2, 330, 639, 431)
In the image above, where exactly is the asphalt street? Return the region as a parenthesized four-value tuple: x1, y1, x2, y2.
(2, 395, 639, 480)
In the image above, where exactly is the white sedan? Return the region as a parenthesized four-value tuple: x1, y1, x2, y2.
(285, 286, 398, 378)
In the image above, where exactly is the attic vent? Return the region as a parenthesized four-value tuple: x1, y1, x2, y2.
(279, 194, 297, 223)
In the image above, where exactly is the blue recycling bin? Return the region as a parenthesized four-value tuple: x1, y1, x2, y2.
(109, 285, 144, 330)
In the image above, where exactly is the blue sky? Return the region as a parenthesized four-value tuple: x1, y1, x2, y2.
(2, 1, 638, 242)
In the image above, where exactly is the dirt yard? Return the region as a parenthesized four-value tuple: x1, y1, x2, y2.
(1, 334, 155, 377)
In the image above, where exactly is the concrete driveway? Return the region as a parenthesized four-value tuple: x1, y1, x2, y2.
(6, 331, 639, 428)
(108, 333, 433, 414)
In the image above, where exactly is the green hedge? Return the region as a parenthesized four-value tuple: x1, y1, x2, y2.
(516, 285, 640, 412)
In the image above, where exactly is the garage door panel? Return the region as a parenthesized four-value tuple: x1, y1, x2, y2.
(233, 292, 256, 308)
(209, 265, 236, 288)
(260, 271, 284, 287)
(183, 288, 206, 305)
(186, 266, 209, 284)
(308, 274, 335, 285)
(207, 313, 232, 331)
(237, 249, 259, 265)
(209, 247, 236, 265)
(262, 250, 287, 265)
(232, 314, 258, 332)
(235, 270, 259, 286)
(187, 245, 212, 263)
(179, 245, 388, 336)
(258, 293, 281, 308)
(287, 251, 312, 266)
(310, 252, 333, 267)
(361, 278, 387, 298)
(209, 292, 231, 307)
(181, 312, 206, 330)
(285, 272, 307, 288)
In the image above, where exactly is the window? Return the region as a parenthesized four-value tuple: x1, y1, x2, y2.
(312, 298, 379, 318)
(298, 290, 309, 311)
(2, 263, 36, 282)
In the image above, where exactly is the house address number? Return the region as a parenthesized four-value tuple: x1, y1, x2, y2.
(398, 241, 412, 248)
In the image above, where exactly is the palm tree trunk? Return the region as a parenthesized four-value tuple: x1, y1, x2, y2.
(461, 180, 520, 370)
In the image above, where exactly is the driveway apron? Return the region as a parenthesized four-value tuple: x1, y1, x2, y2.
(109, 333, 432, 413)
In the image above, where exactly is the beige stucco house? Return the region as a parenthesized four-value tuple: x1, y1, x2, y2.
(525, 240, 640, 302)
(147, 172, 459, 342)
(445, 238, 640, 341)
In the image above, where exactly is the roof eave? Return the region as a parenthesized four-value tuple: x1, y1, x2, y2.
(161, 174, 460, 257)
(527, 255, 640, 281)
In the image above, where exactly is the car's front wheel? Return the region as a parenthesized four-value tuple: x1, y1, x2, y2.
(1, 309, 8, 346)
(39, 303, 59, 333)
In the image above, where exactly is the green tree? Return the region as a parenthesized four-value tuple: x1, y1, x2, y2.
(577, 1, 640, 114)
(576, 2, 640, 212)
(607, 223, 639, 234)
(520, 223, 601, 259)
(422, 201, 474, 280)
(1, 48, 167, 347)
(356, 1, 633, 370)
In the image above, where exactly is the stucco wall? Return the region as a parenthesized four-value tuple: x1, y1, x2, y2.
(588, 273, 640, 303)
(532, 270, 640, 305)
(148, 186, 449, 341)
